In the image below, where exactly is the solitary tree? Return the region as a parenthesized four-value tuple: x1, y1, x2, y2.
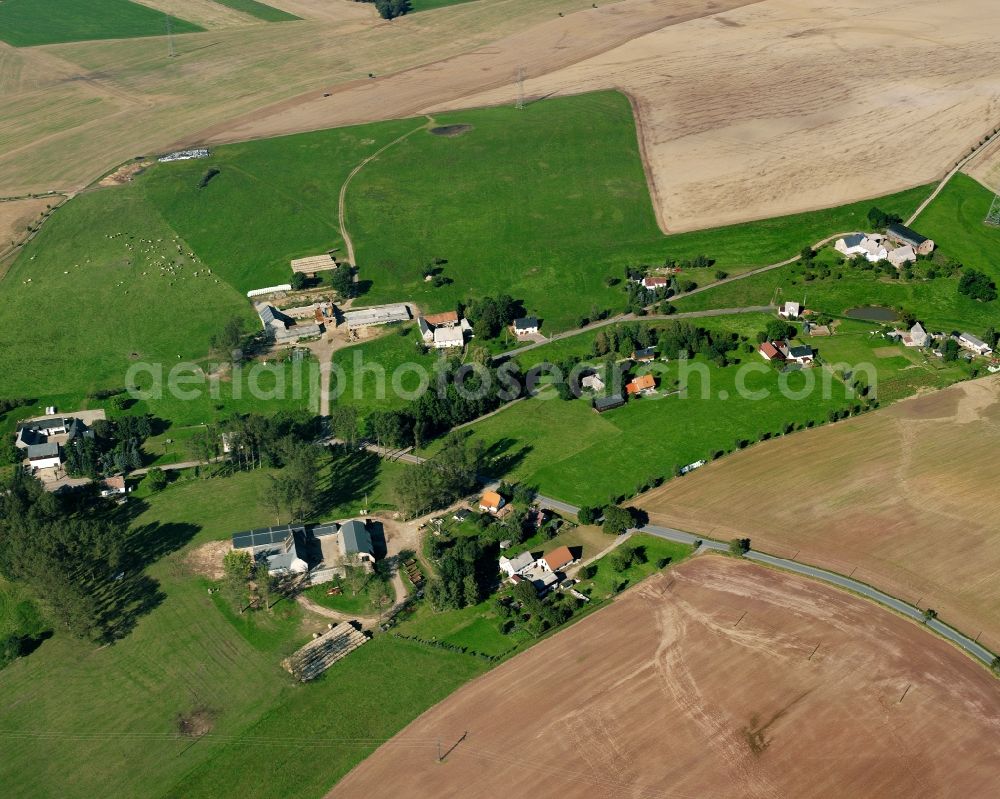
(254, 560, 273, 612)
(222, 549, 253, 613)
(991, 656, 1000, 677)
(145, 467, 168, 492)
(922, 608, 938, 623)
(729, 538, 751, 557)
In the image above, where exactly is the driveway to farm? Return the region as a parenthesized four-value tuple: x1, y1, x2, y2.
(533, 494, 998, 667)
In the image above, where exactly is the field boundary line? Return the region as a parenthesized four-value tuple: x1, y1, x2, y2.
(338, 120, 430, 266)
(908, 122, 1000, 225)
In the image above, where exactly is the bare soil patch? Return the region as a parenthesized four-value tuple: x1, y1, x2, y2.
(329, 556, 1000, 799)
(183, 540, 231, 580)
(637, 376, 1000, 651)
(0, 197, 52, 247)
(98, 161, 151, 187)
(176, 706, 217, 738)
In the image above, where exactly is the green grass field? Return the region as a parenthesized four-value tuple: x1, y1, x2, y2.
(0, 0, 203, 47)
(433, 351, 854, 506)
(331, 327, 440, 416)
(350, 92, 931, 330)
(411, 0, 481, 10)
(578, 534, 691, 600)
(915, 173, 1000, 285)
(678, 175, 1000, 334)
(140, 118, 421, 292)
(209, 0, 300, 22)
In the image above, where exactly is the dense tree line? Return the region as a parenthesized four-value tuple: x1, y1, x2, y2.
(64, 415, 155, 479)
(425, 534, 494, 611)
(507, 581, 576, 637)
(0, 471, 128, 640)
(867, 206, 902, 229)
(393, 432, 484, 517)
(364, 360, 522, 450)
(216, 410, 323, 471)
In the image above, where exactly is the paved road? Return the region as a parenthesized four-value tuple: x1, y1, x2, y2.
(534, 494, 997, 667)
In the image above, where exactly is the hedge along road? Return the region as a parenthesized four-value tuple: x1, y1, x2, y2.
(533, 494, 998, 668)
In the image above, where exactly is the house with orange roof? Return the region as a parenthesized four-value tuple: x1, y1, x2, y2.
(625, 374, 657, 395)
(540, 546, 575, 573)
(479, 490, 505, 514)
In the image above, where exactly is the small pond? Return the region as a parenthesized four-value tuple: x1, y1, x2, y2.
(844, 306, 899, 322)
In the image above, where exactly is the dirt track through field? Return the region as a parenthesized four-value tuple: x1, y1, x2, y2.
(636, 375, 1000, 654)
(328, 556, 1000, 799)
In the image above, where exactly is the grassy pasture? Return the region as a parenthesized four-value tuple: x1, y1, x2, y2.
(140, 117, 423, 293)
(350, 92, 931, 331)
(208, 0, 300, 22)
(0, 184, 318, 429)
(678, 175, 1000, 333)
(0, 0, 203, 47)
(429, 351, 853, 507)
(330, 326, 440, 416)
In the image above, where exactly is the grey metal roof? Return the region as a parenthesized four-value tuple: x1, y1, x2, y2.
(593, 395, 625, 411)
(841, 233, 865, 248)
(788, 345, 813, 358)
(634, 347, 656, 358)
(312, 522, 339, 538)
(340, 520, 373, 555)
(886, 223, 928, 246)
(26, 442, 59, 459)
(960, 332, 989, 348)
(514, 316, 538, 330)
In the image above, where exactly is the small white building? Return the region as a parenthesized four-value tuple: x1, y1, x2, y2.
(581, 373, 605, 392)
(899, 322, 929, 348)
(27, 443, 61, 470)
(958, 332, 994, 357)
(433, 325, 465, 349)
(778, 301, 801, 319)
(499, 551, 536, 578)
(513, 316, 539, 336)
(835, 233, 888, 262)
(888, 245, 917, 268)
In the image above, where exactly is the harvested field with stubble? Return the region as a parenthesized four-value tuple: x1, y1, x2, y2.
(450, 0, 1000, 231)
(637, 376, 1000, 652)
(329, 556, 1000, 799)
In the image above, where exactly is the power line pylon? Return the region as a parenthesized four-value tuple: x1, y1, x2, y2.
(166, 14, 177, 58)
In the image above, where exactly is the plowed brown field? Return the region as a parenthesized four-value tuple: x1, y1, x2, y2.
(637, 376, 1000, 652)
(329, 556, 1000, 799)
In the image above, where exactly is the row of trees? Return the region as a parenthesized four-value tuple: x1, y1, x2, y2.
(64, 414, 156, 479)
(393, 432, 484, 517)
(363, 360, 523, 451)
(462, 294, 524, 340)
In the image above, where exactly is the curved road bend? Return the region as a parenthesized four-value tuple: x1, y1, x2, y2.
(534, 494, 997, 667)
